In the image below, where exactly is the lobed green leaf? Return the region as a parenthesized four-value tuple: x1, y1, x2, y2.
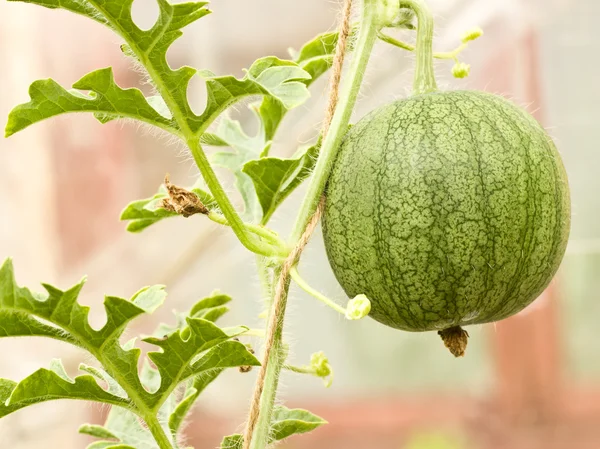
(167, 369, 222, 434)
(5, 68, 177, 138)
(0, 259, 258, 432)
(0, 259, 165, 349)
(142, 319, 256, 407)
(7, 1, 312, 140)
(270, 406, 328, 441)
(0, 360, 129, 419)
(292, 31, 339, 82)
(211, 117, 268, 222)
(5, 2, 333, 231)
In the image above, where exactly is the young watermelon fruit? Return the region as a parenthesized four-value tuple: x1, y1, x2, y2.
(322, 90, 570, 356)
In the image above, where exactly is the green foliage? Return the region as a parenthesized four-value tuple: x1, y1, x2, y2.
(220, 406, 327, 449)
(5, 68, 178, 137)
(7, 0, 210, 131)
(206, 31, 343, 224)
(0, 259, 259, 446)
(4, 0, 336, 230)
(243, 143, 319, 224)
(211, 116, 270, 222)
(291, 31, 339, 82)
(2, 0, 352, 447)
(5, 1, 311, 141)
(80, 406, 154, 449)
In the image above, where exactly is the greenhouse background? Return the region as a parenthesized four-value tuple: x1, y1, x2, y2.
(0, 0, 599, 448)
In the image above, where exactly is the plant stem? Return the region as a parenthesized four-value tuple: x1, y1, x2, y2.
(399, 0, 437, 94)
(249, 268, 289, 449)
(187, 138, 286, 258)
(290, 266, 346, 315)
(377, 31, 467, 60)
(291, 0, 379, 241)
(283, 364, 316, 375)
(256, 255, 273, 315)
(208, 212, 288, 257)
(145, 414, 176, 449)
(248, 2, 381, 448)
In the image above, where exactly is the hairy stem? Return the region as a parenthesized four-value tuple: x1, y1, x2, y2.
(291, 0, 379, 240)
(283, 364, 315, 375)
(249, 267, 289, 449)
(145, 414, 176, 449)
(187, 138, 285, 257)
(257, 256, 273, 298)
(290, 266, 347, 315)
(208, 212, 288, 257)
(244, 1, 380, 448)
(399, 0, 437, 94)
(377, 31, 467, 60)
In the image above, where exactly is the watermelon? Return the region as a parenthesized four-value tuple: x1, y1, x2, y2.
(322, 90, 570, 355)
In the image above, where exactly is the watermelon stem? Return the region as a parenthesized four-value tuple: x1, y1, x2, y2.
(438, 326, 470, 357)
(290, 3, 379, 240)
(284, 351, 334, 388)
(289, 266, 347, 316)
(400, 0, 438, 94)
(377, 32, 467, 61)
(378, 24, 483, 80)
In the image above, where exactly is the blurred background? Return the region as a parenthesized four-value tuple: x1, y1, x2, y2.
(0, 0, 599, 448)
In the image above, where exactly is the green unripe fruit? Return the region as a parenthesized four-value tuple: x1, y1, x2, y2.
(322, 91, 570, 345)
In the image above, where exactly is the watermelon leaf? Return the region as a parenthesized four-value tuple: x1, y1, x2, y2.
(212, 117, 269, 222)
(270, 406, 328, 441)
(4, 68, 178, 137)
(207, 31, 342, 225)
(0, 360, 129, 419)
(79, 406, 154, 449)
(167, 369, 222, 434)
(220, 406, 327, 449)
(243, 142, 319, 224)
(0, 259, 259, 447)
(292, 31, 339, 82)
(5, 1, 311, 140)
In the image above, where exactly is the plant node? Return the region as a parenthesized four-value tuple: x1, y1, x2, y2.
(438, 326, 469, 357)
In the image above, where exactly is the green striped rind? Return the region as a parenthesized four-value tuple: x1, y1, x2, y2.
(322, 91, 570, 332)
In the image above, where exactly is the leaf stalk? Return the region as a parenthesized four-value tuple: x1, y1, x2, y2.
(399, 0, 438, 94)
(246, 1, 381, 448)
(145, 414, 177, 449)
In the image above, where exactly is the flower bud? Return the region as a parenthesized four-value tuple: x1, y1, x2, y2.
(452, 62, 471, 79)
(310, 351, 333, 387)
(345, 294, 371, 320)
(461, 27, 483, 43)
